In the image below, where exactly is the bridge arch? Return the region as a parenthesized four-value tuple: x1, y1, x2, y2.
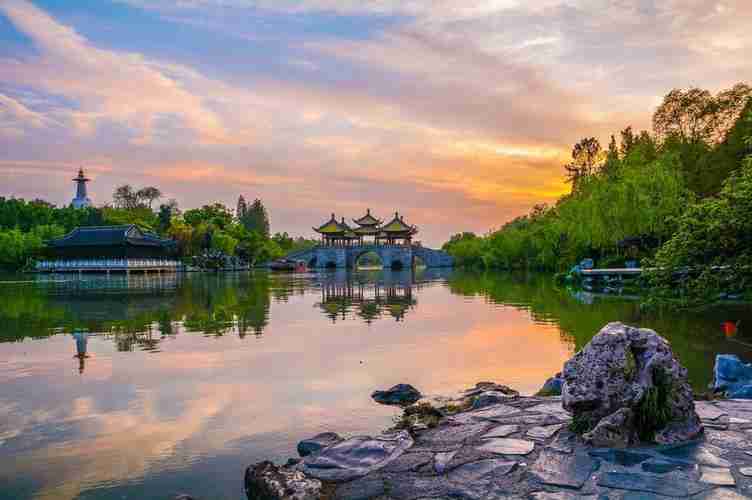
(353, 249, 383, 269)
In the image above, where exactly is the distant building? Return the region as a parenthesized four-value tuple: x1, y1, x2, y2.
(71, 168, 92, 208)
(36, 225, 180, 274)
(46, 225, 176, 259)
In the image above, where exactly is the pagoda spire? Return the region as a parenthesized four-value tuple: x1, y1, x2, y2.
(71, 168, 92, 209)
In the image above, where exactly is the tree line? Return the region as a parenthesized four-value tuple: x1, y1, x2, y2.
(0, 189, 316, 271)
(442, 83, 752, 305)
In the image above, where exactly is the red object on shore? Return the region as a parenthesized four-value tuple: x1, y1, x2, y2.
(723, 321, 738, 338)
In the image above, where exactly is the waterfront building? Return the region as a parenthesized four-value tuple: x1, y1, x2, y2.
(37, 225, 180, 273)
(71, 168, 92, 208)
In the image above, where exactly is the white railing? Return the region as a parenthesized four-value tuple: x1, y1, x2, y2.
(36, 259, 182, 271)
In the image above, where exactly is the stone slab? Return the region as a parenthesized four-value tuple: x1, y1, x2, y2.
(475, 438, 535, 456)
(530, 449, 597, 489)
(597, 471, 708, 497)
(527, 424, 564, 440)
(700, 466, 736, 486)
(481, 424, 519, 439)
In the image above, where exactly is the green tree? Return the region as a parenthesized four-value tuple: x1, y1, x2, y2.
(240, 198, 270, 237)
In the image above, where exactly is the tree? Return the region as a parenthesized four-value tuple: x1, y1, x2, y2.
(158, 201, 178, 234)
(564, 137, 603, 190)
(113, 185, 138, 209)
(183, 203, 233, 230)
(236, 195, 248, 219)
(136, 187, 162, 209)
(653, 83, 752, 145)
(240, 198, 270, 237)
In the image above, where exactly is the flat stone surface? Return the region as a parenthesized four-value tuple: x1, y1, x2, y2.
(527, 424, 564, 440)
(526, 402, 571, 418)
(660, 443, 732, 468)
(696, 403, 729, 421)
(446, 458, 517, 483)
(530, 449, 598, 489)
(700, 466, 736, 486)
(530, 493, 596, 500)
(692, 489, 751, 500)
(641, 457, 693, 473)
(597, 471, 708, 497)
(299, 431, 413, 482)
(475, 438, 535, 456)
(417, 422, 489, 446)
(481, 424, 519, 439)
(589, 448, 652, 466)
(466, 404, 523, 421)
(434, 451, 457, 474)
(381, 451, 433, 473)
(250, 392, 752, 500)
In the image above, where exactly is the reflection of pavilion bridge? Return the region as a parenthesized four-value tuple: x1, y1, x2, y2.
(315, 275, 417, 323)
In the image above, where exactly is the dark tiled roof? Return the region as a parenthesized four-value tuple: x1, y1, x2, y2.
(47, 225, 175, 248)
(353, 209, 382, 227)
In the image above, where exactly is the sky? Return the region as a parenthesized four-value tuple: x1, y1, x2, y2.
(0, 0, 750, 246)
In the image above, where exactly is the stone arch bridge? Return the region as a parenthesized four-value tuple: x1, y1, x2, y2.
(285, 244, 453, 270)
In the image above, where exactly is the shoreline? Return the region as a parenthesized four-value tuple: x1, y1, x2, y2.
(244, 382, 752, 500)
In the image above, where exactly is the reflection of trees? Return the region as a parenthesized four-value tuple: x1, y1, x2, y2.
(447, 270, 752, 390)
(315, 272, 417, 324)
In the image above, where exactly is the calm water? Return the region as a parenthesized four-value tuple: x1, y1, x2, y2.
(1, 270, 751, 499)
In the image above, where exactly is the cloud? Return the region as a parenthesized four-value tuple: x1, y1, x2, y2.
(2, 0, 752, 244)
(0, 0, 229, 144)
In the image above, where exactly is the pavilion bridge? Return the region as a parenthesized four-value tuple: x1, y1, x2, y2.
(288, 210, 454, 270)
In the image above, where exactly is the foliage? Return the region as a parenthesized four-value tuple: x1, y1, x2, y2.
(444, 83, 751, 289)
(645, 148, 752, 307)
(112, 184, 162, 209)
(239, 198, 270, 238)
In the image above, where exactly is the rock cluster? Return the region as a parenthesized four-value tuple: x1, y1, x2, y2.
(714, 354, 752, 399)
(562, 322, 702, 447)
(244, 392, 752, 499)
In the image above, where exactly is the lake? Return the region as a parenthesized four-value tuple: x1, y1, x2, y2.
(0, 269, 750, 500)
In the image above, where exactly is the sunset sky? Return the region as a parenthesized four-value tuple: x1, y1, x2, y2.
(1, 0, 750, 245)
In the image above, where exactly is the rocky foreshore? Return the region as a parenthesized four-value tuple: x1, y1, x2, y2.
(245, 392, 752, 499)
(243, 323, 752, 500)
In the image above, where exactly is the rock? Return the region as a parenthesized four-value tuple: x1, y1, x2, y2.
(245, 461, 322, 500)
(640, 458, 692, 473)
(297, 432, 343, 457)
(299, 430, 413, 482)
(434, 450, 457, 474)
(471, 391, 515, 409)
(597, 471, 708, 497)
(527, 424, 564, 440)
(371, 384, 422, 406)
(588, 448, 651, 466)
(475, 437, 535, 455)
(536, 373, 564, 396)
(530, 449, 598, 489)
(467, 381, 519, 397)
(699, 466, 736, 486)
(714, 354, 752, 399)
(562, 322, 702, 447)
(446, 458, 517, 482)
(481, 424, 519, 439)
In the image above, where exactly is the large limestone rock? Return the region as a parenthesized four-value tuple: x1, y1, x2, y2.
(562, 322, 702, 447)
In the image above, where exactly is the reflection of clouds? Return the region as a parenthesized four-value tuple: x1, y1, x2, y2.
(14, 385, 234, 500)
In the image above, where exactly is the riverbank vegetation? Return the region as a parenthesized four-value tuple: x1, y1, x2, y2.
(0, 190, 315, 271)
(443, 83, 752, 304)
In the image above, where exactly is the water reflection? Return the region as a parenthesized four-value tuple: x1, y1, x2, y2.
(0, 270, 750, 500)
(316, 272, 417, 323)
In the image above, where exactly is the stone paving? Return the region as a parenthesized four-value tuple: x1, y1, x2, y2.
(246, 391, 752, 499)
